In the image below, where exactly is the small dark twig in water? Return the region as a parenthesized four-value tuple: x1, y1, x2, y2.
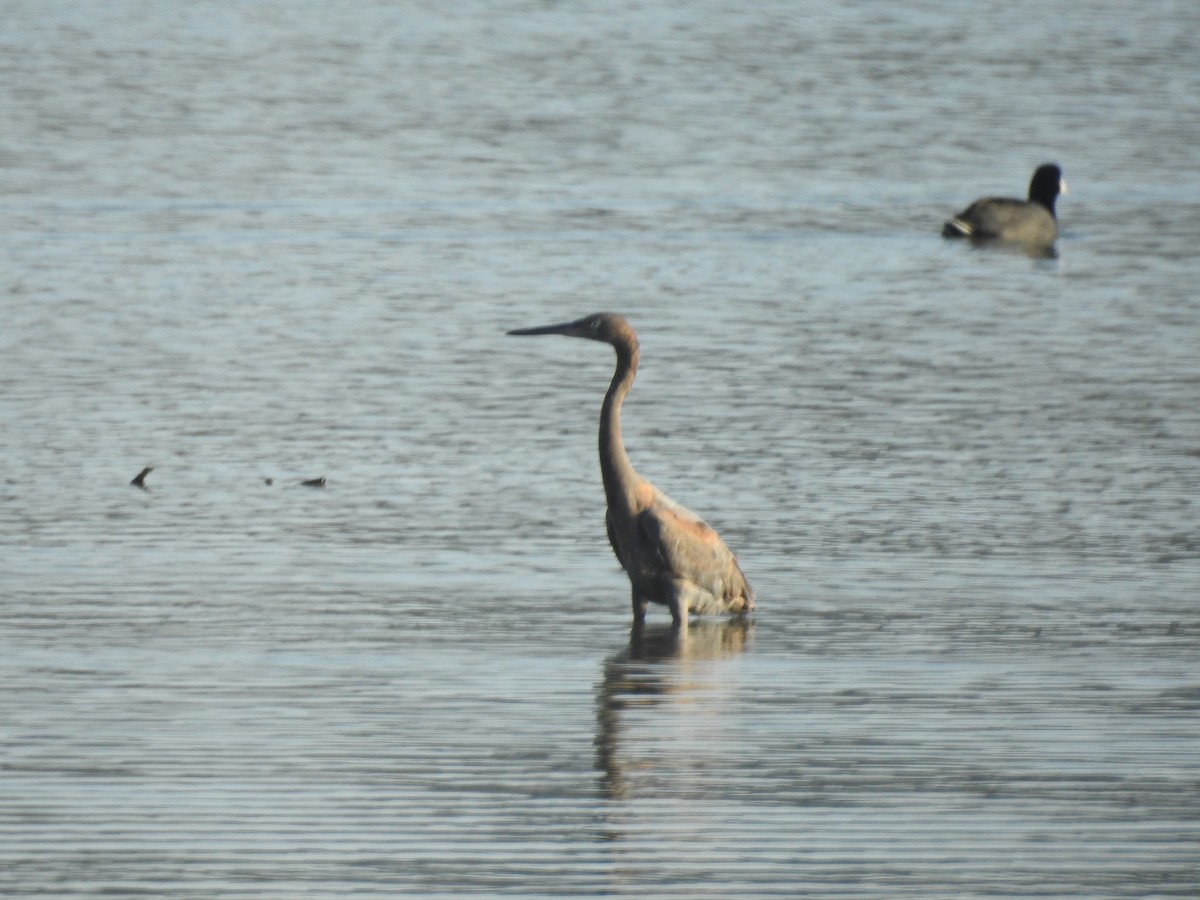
(301, 477, 326, 488)
(131, 467, 153, 488)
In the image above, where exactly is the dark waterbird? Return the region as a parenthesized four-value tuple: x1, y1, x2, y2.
(508, 312, 755, 629)
(943, 163, 1067, 248)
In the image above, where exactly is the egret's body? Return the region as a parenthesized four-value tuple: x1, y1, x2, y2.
(509, 312, 754, 628)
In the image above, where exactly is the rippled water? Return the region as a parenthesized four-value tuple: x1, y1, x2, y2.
(3, 1, 1199, 896)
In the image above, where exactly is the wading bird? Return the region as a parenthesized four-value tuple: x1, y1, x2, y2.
(942, 163, 1067, 248)
(508, 312, 755, 629)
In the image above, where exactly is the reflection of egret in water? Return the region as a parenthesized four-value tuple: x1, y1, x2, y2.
(596, 620, 753, 801)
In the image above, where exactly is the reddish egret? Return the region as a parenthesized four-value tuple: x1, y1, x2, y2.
(508, 312, 755, 628)
(943, 163, 1066, 247)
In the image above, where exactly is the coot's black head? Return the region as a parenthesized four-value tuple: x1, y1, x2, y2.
(1028, 164, 1066, 215)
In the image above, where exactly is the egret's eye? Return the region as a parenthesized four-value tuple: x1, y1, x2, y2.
(589, 319, 600, 330)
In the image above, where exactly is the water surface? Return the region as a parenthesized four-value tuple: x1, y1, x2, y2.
(2, 1, 1198, 896)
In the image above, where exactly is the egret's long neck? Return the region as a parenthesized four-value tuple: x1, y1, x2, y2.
(599, 339, 640, 511)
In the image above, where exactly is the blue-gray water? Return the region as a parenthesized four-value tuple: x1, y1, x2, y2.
(2, 1, 1199, 896)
